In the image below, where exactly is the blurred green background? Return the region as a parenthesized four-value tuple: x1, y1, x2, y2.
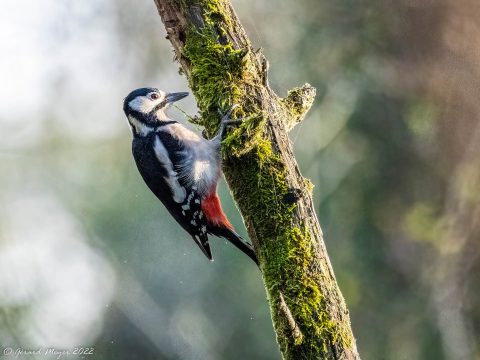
(1, 0, 479, 359)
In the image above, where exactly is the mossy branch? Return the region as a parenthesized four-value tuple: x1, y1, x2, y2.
(153, 0, 360, 358)
(281, 83, 316, 131)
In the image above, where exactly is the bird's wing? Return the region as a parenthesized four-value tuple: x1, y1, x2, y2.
(153, 131, 213, 260)
(179, 186, 212, 260)
(191, 232, 212, 260)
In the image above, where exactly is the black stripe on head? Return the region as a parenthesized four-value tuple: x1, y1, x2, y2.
(149, 92, 189, 116)
(150, 98, 169, 115)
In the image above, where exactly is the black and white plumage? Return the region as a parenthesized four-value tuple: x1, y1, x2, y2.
(123, 87, 258, 264)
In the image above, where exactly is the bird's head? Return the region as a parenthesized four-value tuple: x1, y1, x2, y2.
(123, 87, 188, 133)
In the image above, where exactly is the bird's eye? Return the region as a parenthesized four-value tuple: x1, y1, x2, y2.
(150, 93, 159, 100)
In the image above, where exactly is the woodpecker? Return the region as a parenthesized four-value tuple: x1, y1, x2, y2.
(123, 87, 258, 264)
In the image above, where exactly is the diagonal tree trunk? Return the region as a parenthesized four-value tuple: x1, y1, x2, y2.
(152, 1, 360, 358)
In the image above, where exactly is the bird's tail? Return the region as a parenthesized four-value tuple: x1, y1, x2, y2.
(212, 227, 259, 265)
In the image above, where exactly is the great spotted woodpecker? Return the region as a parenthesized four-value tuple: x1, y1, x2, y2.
(123, 87, 258, 264)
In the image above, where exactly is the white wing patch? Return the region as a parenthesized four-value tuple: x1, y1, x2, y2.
(153, 136, 187, 203)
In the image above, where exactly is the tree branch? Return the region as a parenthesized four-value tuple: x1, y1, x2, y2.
(281, 83, 316, 131)
(153, 0, 360, 358)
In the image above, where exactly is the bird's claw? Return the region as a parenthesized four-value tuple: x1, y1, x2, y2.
(213, 105, 243, 141)
(220, 104, 243, 127)
(218, 104, 239, 120)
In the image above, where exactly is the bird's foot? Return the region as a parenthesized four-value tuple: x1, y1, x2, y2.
(214, 105, 244, 140)
(219, 104, 244, 126)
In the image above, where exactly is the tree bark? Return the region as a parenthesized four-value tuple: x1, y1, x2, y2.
(152, 1, 360, 358)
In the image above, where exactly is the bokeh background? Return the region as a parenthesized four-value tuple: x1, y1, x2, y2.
(1, 0, 479, 359)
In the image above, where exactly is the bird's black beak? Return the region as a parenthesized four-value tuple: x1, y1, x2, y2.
(165, 92, 189, 104)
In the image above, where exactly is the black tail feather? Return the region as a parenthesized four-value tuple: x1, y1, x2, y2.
(211, 227, 259, 265)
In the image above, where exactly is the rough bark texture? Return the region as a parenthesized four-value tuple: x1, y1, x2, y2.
(152, 0, 360, 358)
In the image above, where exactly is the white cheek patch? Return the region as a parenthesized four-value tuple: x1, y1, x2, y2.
(129, 96, 156, 113)
(153, 136, 187, 203)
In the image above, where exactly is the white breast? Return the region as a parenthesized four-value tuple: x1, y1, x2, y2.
(159, 123, 221, 195)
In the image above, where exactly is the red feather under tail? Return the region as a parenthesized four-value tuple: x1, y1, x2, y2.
(202, 192, 258, 265)
(201, 193, 233, 229)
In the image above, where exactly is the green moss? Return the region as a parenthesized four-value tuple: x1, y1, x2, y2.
(179, 0, 352, 358)
(222, 114, 267, 157)
(280, 85, 316, 125)
(182, 0, 255, 137)
(224, 139, 350, 357)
